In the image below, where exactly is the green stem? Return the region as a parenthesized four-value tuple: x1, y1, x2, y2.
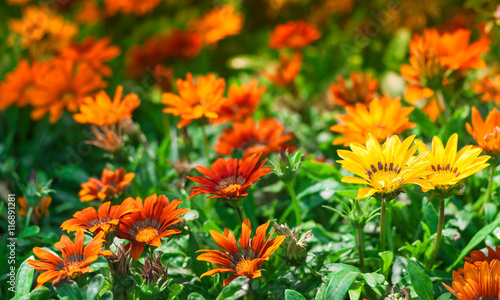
(201, 125, 210, 164)
(427, 198, 445, 269)
(236, 207, 244, 224)
(482, 165, 496, 214)
(286, 183, 301, 226)
(379, 199, 386, 252)
(25, 207, 33, 229)
(248, 281, 253, 300)
(356, 228, 365, 269)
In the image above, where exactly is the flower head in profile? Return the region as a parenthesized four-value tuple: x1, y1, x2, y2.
(27, 229, 112, 290)
(463, 246, 500, 270)
(73, 85, 140, 126)
(162, 73, 226, 128)
(79, 168, 135, 202)
(466, 107, 500, 155)
(329, 71, 379, 108)
(416, 134, 490, 196)
(443, 260, 500, 300)
(473, 75, 500, 105)
(331, 95, 415, 146)
(61, 198, 138, 235)
(269, 20, 321, 50)
(18, 195, 51, 221)
(189, 5, 244, 45)
(115, 194, 189, 261)
(337, 134, 433, 199)
(187, 154, 272, 202)
(197, 219, 285, 286)
(215, 118, 295, 158)
(263, 53, 302, 87)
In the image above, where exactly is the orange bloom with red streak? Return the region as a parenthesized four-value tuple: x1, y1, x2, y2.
(79, 168, 135, 202)
(105, 0, 162, 16)
(162, 73, 226, 128)
(189, 5, 244, 45)
(473, 75, 500, 105)
(30, 60, 106, 123)
(215, 118, 294, 158)
(187, 154, 272, 200)
(61, 198, 138, 235)
(197, 219, 285, 286)
(212, 81, 266, 124)
(28, 229, 112, 290)
(329, 71, 379, 107)
(466, 107, 500, 155)
(73, 85, 140, 126)
(269, 20, 321, 50)
(443, 260, 500, 300)
(115, 194, 189, 261)
(263, 53, 302, 86)
(59, 37, 121, 77)
(330, 95, 415, 146)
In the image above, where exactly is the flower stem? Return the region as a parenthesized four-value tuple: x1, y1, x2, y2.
(427, 198, 445, 269)
(236, 207, 244, 223)
(482, 165, 496, 215)
(356, 228, 366, 269)
(285, 182, 301, 226)
(201, 125, 210, 164)
(248, 280, 253, 300)
(25, 207, 33, 229)
(379, 199, 386, 252)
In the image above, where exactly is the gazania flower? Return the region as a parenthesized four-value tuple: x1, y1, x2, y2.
(30, 60, 106, 123)
(162, 73, 226, 128)
(464, 246, 500, 269)
(73, 85, 140, 126)
(337, 134, 433, 199)
(0, 60, 40, 109)
(215, 118, 295, 158)
(443, 260, 500, 300)
(189, 5, 244, 45)
(115, 194, 189, 261)
(18, 196, 51, 221)
(212, 81, 266, 124)
(329, 71, 379, 108)
(263, 52, 302, 87)
(331, 95, 415, 146)
(59, 37, 121, 77)
(416, 134, 490, 194)
(75, 0, 103, 24)
(27, 229, 112, 290)
(197, 219, 285, 286)
(61, 198, 138, 235)
(79, 168, 135, 202)
(269, 20, 321, 50)
(466, 107, 500, 155)
(86, 125, 123, 152)
(473, 75, 500, 105)
(187, 154, 272, 201)
(105, 0, 162, 16)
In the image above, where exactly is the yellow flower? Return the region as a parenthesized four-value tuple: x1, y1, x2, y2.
(337, 134, 433, 199)
(416, 134, 490, 194)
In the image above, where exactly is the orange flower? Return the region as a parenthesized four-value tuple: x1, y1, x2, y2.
(115, 194, 189, 261)
(105, 0, 162, 16)
(197, 219, 285, 286)
(75, 0, 103, 24)
(59, 37, 121, 77)
(330, 95, 415, 146)
(215, 118, 295, 158)
(187, 154, 272, 200)
(473, 75, 500, 105)
(212, 81, 266, 124)
(61, 198, 137, 235)
(73, 85, 140, 126)
(28, 229, 112, 290)
(329, 71, 379, 107)
(79, 168, 135, 202)
(443, 260, 500, 300)
(30, 60, 106, 123)
(86, 125, 123, 152)
(162, 73, 226, 128)
(464, 246, 500, 269)
(269, 20, 321, 50)
(263, 53, 302, 87)
(8, 6, 77, 55)
(466, 107, 500, 155)
(18, 196, 51, 221)
(7, 0, 34, 4)
(0, 60, 45, 110)
(189, 5, 244, 45)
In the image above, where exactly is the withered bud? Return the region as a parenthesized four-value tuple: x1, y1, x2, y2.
(106, 243, 132, 278)
(138, 253, 169, 287)
(385, 286, 410, 300)
(167, 159, 195, 188)
(272, 223, 312, 266)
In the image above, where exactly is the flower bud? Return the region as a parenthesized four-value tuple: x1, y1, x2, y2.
(272, 223, 312, 266)
(271, 149, 303, 183)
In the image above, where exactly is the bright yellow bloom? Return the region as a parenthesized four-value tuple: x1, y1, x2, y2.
(337, 134, 433, 199)
(416, 134, 490, 194)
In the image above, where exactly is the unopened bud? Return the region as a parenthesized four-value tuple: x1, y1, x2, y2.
(272, 223, 312, 266)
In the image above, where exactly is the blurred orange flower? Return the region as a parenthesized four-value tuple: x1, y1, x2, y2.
(162, 73, 226, 128)
(212, 81, 266, 124)
(466, 107, 500, 155)
(79, 168, 135, 202)
(473, 75, 500, 105)
(330, 95, 415, 146)
(215, 118, 294, 158)
(269, 20, 321, 50)
(75, 0, 103, 24)
(18, 196, 51, 221)
(263, 52, 302, 86)
(59, 37, 121, 77)
(189, 5, 244, 45)
(73, 85, 140, 126)
(7, 0, 34, 4)
(0, 60, 46, 110)
(329, 71, 379, 107)
(105, 0, 162, 16)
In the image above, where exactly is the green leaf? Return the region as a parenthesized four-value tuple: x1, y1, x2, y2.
(54, 279, 82, 300)
(407, 260, 433, 300)
(18, 226, 40, 239)
(100, 291, 113, 300)
(14, 255, 35, 300)
(301, 159, 342, 181)
(85, 274, 104, 300)
(325, 269, 359, 300)
(168, 284, 184, 300)
(28, 286, 51, 300)
(187, 293, 206, 300)
(436, 293, 452, 300)
(285, 290, 307, 300)
(379, 251, 393, 278)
